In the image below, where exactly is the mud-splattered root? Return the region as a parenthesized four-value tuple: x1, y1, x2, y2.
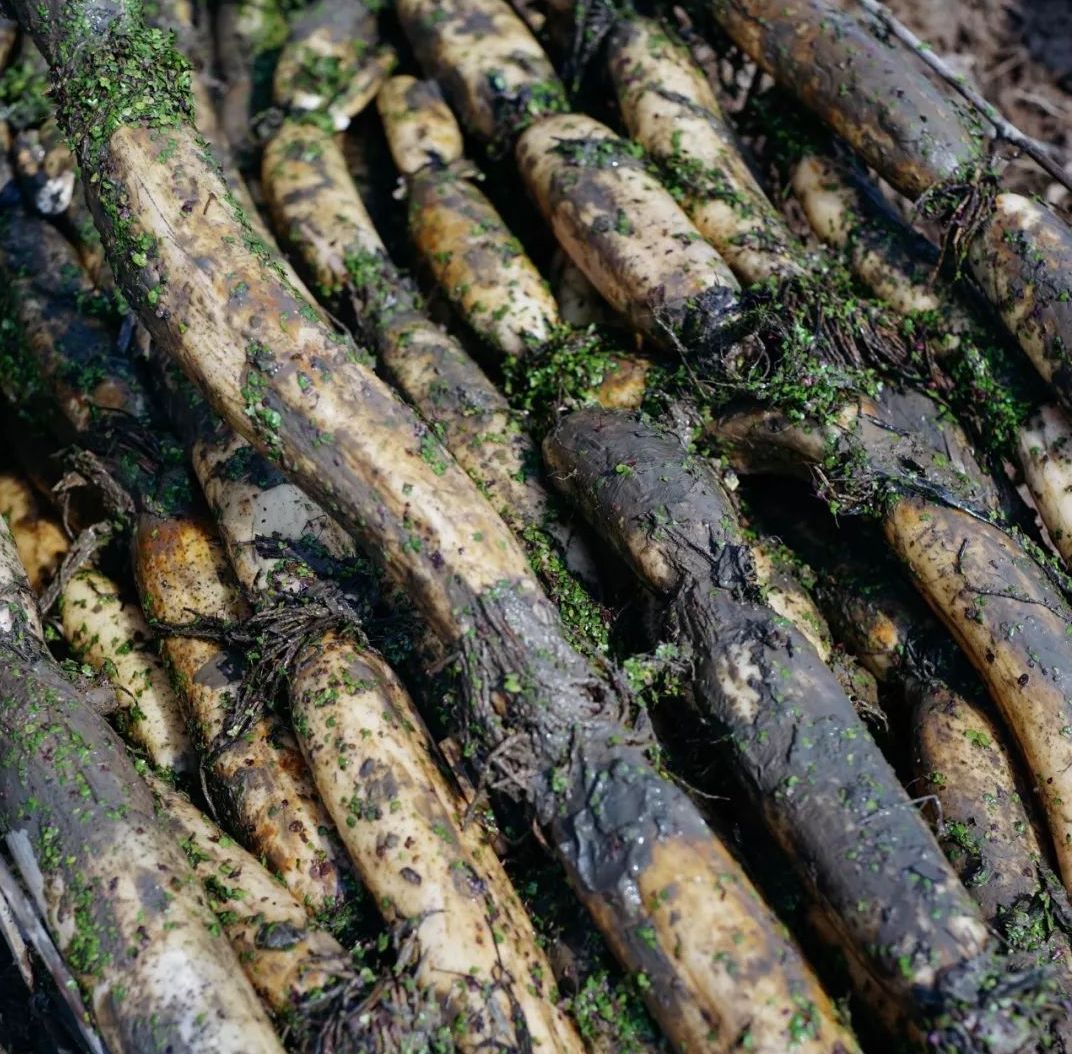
(455, 577, 858, 1054)
(0, 518, 286, 1054)
(968, 194, 1072, 411)
(605, 16, 913, 380)
(544, 408, 1062, 1051)
(455, 578, 634, 804)
(151, 776, 354, 1019)
(703, 0, 987, 201)
(516, 112, 747, 353)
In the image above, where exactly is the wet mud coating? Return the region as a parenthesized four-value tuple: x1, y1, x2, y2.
(544, 411, 1032, 1046)
(707, 0, 985, 198)
(518, 113, 743, 350)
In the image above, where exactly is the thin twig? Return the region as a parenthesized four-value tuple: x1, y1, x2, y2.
(855, 0, 1072, 196)
(506, 0, 544, 36)
(861, 793, 942, 826)
(39, 520, 113, 614)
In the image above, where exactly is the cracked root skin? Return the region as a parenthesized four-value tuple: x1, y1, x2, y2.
(517, 113, 742, 351)
(707, 0, 984, 199)
(133, 509, 353, 912)
(150, 777, 353, 1014)
(0, 519, 284, 1054)
(609, 17, 806, 286)
(970, 194, 1072, 409)
(885, 495, 1072, 890)
(545, 409, 1001, 1027)
(292, 635, 583, 1054)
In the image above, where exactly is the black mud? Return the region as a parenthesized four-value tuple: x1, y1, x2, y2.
(545, 408, 1041, 1044)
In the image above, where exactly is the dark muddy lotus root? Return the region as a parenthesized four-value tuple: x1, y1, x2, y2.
(544, 409, 1054, 1048)
(708, 0, 986, 199)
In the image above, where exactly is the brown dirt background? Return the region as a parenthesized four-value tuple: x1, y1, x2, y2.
(886, 0, 1072, 212)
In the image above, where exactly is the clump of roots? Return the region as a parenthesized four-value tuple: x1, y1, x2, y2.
(313, 932, 455, 1054)
(770, 272, 914, 374)
(917, 160, 1000, 276)
(151, 581, 367, 749)
(686, 268, 917, 428)
(225, 582, 368, 745)
(702, 325, 878, 428)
